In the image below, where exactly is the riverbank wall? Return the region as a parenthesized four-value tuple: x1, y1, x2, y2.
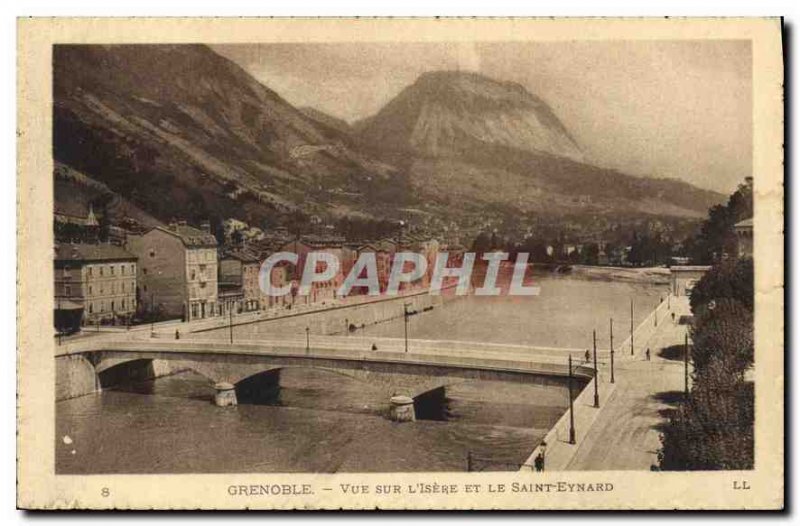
(190, 290, 450, 340)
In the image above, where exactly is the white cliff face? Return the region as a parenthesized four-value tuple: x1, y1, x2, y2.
(358, 71, 583, 162)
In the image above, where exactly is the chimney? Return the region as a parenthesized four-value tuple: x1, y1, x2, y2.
(168, 222, 178, 232)
(200, 220, 211, 233)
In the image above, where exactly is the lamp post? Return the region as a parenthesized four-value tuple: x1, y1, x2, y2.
(630, 299, 634, 356)
(609, 318, 615, 384)
(593, 330, 599, 408)
(403, 302, 411, 353)
(306, 326, 310, 354)
(568, 355, 576, 444)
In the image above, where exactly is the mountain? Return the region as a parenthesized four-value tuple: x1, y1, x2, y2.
(356, 71, 583, 162)
(53, 44, 407, 229)
(53, 47, 724, 241)
(355, 70, 724, 220)
(299, 107, 353, 136)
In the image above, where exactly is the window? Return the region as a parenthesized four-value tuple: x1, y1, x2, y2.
(111, 300, 115, 311)
(99, 267, 104, 277)
(88, 286, 92, 295)
(110, 265, 115, 275)
(99, 301, 105, 313)
(88, 267, 93, 277)
(121, 282, 125, 293)
(149, 249, 156, 258)
(191, 269, 196, 280)
(122, 299, 126, 309)
(88, 303, 93, 314)
(121, 266, 125, 275)
(65, 285, 71, 296)
(143, 268, 148, 275)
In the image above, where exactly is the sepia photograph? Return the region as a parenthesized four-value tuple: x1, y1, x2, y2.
(16, 17, 784, 510)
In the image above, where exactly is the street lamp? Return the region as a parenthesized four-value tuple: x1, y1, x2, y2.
(403, 302, 411, 353)
(592, 330, 599, 408)
(609, 318, 615, 384)
(305, 326, 310, 354)
(568, 355, 576, 444)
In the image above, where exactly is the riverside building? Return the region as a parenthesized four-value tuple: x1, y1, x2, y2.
(54, 243, 138, 325)
(126, 222, 219, 321)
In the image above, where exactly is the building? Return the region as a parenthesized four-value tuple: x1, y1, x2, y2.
(126, 222, 219, 321)
(734, 218, 753, 258)
(356, 239, 396, 294)
(670, 265, 712, 297)
(54, 200, 99, 228)
(280, 235, 345, 305)
(54, 243, 137, 325)
(219, 248, 262, 312)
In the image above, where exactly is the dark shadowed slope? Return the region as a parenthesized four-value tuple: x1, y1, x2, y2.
(53, 44, 409, 226)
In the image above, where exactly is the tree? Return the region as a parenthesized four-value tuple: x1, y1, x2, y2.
(658, 378, 753, 471)
(581, 242, 600, 265)
(690, 297, 754, 375)
(690, 258, 754, 314)
(470, 232, 492, 255)
(684, 178, 753, 264)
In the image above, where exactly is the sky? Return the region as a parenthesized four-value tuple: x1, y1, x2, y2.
(214, 41, 751, 194)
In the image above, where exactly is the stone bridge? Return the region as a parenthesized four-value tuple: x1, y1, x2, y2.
(56, 336, 594, 421)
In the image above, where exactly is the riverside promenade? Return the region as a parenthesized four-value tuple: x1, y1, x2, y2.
(523, 294, 691, 472)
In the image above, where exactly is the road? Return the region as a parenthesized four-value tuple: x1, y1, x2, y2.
(564, 295, 691, 470)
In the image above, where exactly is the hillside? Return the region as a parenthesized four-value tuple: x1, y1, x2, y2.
(53, 47, 724, 239)
(300, 107, 353, 136)
(53, 44, 408, 229)
(356, 70, 723, 220)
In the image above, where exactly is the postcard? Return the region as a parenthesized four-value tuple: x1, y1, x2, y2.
(17, 17, 784, 510)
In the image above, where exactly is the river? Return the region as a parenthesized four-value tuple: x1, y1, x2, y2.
(56, 270, 666, 474)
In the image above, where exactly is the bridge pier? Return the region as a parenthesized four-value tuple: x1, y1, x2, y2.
(214, 382, 238, 407)
(389, 395, 415, 422)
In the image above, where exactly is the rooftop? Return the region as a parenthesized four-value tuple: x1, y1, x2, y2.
(55, 243, 136, 263)
(149, 223, 218, 248)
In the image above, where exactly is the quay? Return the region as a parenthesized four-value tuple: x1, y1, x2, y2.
(522, 293, 690, 471)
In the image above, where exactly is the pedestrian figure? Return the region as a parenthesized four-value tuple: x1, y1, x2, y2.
(646, 348, 651, 361)
(175, 329, 180, 340)
(584, 349, 590, 363)
(671, 312, 676, 324)
(534, 452, 545, 472)
(371, 343, 378, 351)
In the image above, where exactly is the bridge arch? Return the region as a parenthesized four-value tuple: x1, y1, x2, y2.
(231, 365, 382, 405)
(97, 358, 157, 388)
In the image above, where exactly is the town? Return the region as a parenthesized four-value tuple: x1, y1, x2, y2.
(53, 187, 754, 335)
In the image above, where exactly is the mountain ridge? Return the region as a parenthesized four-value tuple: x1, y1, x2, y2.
(53, 45, 724, 239)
